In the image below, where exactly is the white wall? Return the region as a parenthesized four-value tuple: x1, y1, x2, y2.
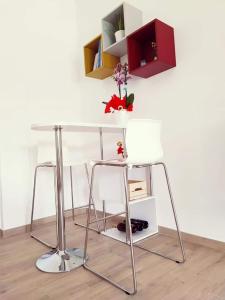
(0, 0, 82, 229)
(0, 160, 3, 230)
(0, 0, 225, 243)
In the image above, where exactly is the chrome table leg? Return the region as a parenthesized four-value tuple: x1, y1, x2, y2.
(36, 126, 84, 273)
(122, 128, 127, 158)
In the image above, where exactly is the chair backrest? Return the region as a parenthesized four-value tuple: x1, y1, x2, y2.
(125, 119, 163, 164)
(37, 143, 70, 166)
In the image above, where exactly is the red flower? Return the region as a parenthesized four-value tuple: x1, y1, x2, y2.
(104, 94, 126, 113)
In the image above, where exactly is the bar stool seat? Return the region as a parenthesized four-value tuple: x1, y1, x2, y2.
(84, 119, 186, 295)
(89, 159, 158, 167)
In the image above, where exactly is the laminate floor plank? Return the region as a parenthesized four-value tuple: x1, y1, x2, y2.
(0, 216, 224, 300)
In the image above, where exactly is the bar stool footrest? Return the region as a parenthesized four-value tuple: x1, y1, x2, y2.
(134, 243, 185, 263)
(74, 222, 100, 233)
(83, 263, 136, 295)
(31, 234, 57, 249)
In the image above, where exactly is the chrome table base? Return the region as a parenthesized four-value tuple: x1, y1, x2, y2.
(31, 124, 125, 274)
(36, 248, 85, 273)
(34, 126, 85, 273)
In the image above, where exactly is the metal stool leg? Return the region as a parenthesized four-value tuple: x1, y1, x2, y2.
(102, 200, 106, 232)
(83, 165, 95, 264)
(149, 165, 153, 196)
(83, 165, 137, 295)
(134, 163, 186, 264)
(123, 167, 137, 294)
(69, 166, 75, 222)
(85, 163, 100, 232)
(74, 164, 101, 233)
(161, 162, 186, 262)
(30, 166, 38, 233)
(30, 165, 56, 249)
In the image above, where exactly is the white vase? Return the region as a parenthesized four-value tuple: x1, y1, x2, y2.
(115, 30, 125, 42)
(114, 110, 130, 126)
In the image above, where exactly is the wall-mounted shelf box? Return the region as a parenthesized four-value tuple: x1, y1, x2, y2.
(84, 35, 119, 80)
(102, 2, 142, 57)
(84, 4, 176, 80)
(127, 19, 176, 78)
(101, 196, 158, 244)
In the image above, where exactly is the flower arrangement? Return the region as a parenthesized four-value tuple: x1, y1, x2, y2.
(103, 63, 134, 113)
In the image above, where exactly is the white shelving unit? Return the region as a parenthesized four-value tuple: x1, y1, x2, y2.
(102, 2, 142, 57)
(101, 196, 158, 244)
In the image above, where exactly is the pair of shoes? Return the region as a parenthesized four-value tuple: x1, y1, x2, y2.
(117, 218, 149, 234)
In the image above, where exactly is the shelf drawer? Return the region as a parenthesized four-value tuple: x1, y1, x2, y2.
(128, 180, 147, 200)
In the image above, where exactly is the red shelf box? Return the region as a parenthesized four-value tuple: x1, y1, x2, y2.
(127, 19, 176, 78)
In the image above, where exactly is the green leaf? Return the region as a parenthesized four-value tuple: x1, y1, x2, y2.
(126, 93, 134, 106)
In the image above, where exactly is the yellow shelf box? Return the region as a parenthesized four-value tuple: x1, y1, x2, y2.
(84, 35, 119, 80)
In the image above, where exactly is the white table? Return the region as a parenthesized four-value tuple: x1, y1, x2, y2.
(31, 122, 126, 273)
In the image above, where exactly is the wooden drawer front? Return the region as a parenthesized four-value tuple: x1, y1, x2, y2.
(128, 180, 147, 200)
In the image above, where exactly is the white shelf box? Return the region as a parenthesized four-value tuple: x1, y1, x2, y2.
(101, 196, 158, 244)
(102, 2, 142, 57)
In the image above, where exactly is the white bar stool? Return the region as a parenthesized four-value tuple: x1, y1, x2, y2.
(30, 143, 100, 249)
(83, 119, 186, 295)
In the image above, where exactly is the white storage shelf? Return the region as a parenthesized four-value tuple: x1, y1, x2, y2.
(102, 2, 142, 57)
(101, 196, 158, 244)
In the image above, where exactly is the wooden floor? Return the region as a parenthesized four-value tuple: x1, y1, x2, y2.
(0, 214, 225, 300)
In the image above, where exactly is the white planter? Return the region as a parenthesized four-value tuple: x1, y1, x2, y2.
(114, 110, 130, 126)
(115, 30, 125, 42)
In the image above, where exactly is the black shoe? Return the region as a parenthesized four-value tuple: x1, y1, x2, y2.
(117, 222, 137, 234)
(122, 219, 143, 231)
(130, 218, 149, 229)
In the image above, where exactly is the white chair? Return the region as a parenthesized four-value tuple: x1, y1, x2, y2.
(83, 119, 186, 295)
(30, 143, 100, 249)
